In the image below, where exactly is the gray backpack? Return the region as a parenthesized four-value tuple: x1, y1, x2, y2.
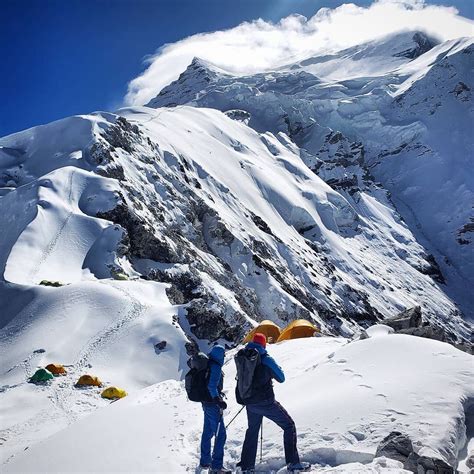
(235, 347, 261, 403)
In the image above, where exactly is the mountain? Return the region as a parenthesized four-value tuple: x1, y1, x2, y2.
(148, 31, 474, 320)
(0, 30, 473, 471)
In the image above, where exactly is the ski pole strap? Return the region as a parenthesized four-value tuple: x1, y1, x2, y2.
(225, 406, 245, 429)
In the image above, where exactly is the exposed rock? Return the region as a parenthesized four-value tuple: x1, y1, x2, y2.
(97, 200, 180, 263)
(375, 431, 414, 465)
(408, 454, 453, 474)
(154, 341, 167, 352)
(185, 298, 245, 342)
(394, 32, 437, 59)
(381, 306, 472, 353)
(225, 109, 251, 124)
(415, 254, 445, 284)
(165, 285, 185, 305)
(104, 116, 142, 153)
(375, 431, 454, 473)
(39, 280, 64, 287)
(384, 306, 422, 331)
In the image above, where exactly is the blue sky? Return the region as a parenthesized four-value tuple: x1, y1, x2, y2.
(1, 0, 473, 136)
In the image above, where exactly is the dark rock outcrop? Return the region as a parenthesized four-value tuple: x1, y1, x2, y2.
(375, 431, 414, 465)
(375, 431, 454, 473)
(384, 306, 422, 331)
(154, 341, 167, 352)
(381, 306, 472, 354)
(394, 32, 438, 59)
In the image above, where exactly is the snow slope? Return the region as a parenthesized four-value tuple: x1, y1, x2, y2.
(4, 330, 473, 473)
(1, 105, 467, 337)
(0, 279, 189, 461)
(148, 31, 474, 320)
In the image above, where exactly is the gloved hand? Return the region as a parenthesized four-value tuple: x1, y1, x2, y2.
(218, 400, 227, 410)
(213, 397, 227, 410)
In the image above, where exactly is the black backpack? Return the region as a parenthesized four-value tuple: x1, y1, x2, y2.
(185, 352, 212, 402)
(235, 347, 261, 404)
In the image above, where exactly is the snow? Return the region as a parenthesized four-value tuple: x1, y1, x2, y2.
(1, 100, 471, 467)
(3, 331, 473, 472)
(147, 30, 474, 321)
(0, 28, 473, 473)
(0, 280, 188, 461)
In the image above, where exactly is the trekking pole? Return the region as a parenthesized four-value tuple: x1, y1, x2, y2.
(225, 406, 245, 429)
(259, 420, 263, 463)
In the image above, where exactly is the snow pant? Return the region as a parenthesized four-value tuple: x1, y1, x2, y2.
(200, 402, 226, 469)
(240, 398, 300, 469)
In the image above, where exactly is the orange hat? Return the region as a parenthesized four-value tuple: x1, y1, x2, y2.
(253, 332, 267, 348)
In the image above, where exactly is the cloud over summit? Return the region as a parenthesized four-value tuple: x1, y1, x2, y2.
(125, 0, 474, 106)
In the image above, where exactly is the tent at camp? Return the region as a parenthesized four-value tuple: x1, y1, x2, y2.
(76, 374, 102, 387)
(277, 319, 319, 342)
(101, 386, 127, 400)
(243, 320, 281, 344)
(45, 363, 67, 376)
(29, 368, 54, 384)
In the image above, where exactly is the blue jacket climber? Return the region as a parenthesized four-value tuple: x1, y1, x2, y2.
(200, 345, 231, 474)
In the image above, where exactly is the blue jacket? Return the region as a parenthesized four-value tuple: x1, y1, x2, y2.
(207, 345, 225, 399)
(246, 342, 285, 383)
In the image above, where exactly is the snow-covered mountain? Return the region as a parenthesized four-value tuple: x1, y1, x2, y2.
(149, 31, 474, 320)
(1, 30, 473, 472)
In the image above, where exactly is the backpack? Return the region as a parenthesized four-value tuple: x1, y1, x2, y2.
(235, 347, 261, 404)
(185, 353, 212, 402)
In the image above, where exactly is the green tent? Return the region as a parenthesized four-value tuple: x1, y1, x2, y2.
(29, 368, 54, 383)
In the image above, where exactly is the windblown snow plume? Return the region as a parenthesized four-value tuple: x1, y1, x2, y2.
(126, 0, 474, 105)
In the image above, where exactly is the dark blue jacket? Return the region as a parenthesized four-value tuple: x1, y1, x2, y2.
(207, 345, 225, 399)
(243, 342, 285, 404)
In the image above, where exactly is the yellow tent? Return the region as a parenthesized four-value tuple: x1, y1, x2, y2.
(45, 363, 67, 376)
(76, 374, 102, 387)
(101, 386, 127, 400)
(243, 320, 281, 344)
(277, 319, 318, 342)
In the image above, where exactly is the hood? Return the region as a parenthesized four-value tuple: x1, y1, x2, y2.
(208, 345, 225, 366)
(246, 341, 268, 356)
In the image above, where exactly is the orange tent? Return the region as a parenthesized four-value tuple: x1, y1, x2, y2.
(45, 363, 67, 376)
(243, 320, 281, 344)
(277, 319, 319, 342)
(76, 374, 102, 387)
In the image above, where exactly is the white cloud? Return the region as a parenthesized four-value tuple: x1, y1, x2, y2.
(125, 0, 474, 106)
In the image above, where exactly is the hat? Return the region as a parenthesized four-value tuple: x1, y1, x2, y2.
(253, 332, 267, 348)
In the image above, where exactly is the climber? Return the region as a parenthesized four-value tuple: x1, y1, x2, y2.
(235, 333, 310, 473)
(199, 345, 231, 474)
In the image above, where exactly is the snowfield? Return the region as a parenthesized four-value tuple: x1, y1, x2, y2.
(3, 330, 473, 473)
(0, 279, 189, 462)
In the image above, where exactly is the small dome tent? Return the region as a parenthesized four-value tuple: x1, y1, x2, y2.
(277, 319, 318, 342)
(45, 363, 67, 376)
(29, 368, 54, 383)
(76, 374, 102, 387)
(101, 386, 127, 400)
(243, 320, 281, 344)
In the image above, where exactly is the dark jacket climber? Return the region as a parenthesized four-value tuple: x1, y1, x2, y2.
(238, 333, 309, 473)
(200, 345, 231, 474)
